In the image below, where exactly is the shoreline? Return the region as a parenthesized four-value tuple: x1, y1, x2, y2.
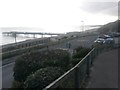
(1, 36, 50, 51)
(1, 35, 51, 47)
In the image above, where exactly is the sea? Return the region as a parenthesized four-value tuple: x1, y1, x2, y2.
(1, 34, 52, 46)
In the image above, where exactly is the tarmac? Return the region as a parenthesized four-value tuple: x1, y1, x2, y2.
(87, 48, 118, 88)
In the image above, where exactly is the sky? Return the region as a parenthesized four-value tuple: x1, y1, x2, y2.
(0, 0, 119, 33)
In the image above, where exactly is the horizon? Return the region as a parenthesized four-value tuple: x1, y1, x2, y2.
(0, 24, 104, 33)
(0, 0, 118, 33)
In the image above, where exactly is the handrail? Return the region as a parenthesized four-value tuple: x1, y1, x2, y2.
(76, 48, 95, 67)
(43, 48, 95, 89)
(43, 64, 77, 90)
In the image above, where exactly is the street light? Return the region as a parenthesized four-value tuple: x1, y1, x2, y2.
(12, 32, 17, 43)
(81, 21, 84, 32)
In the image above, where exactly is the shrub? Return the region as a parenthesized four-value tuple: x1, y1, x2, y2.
(73, 47, 91, 59)
(74, 46, 84, 53)
(13, 51, 47, 82)
(13, 49, 70, 82)
(24, 67, 63, 90)
(92, 43, 102, 48)
(12, 80, 24, 88)
(43, 49, 70, 71)
(70, 58, 82, 66)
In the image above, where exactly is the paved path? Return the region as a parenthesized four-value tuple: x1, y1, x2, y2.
(87, 49, 118, 88)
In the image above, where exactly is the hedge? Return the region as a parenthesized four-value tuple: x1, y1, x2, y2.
(24, 67, 63, 90)
(13, 49, 70, 82)
(73, 46, 91, 59)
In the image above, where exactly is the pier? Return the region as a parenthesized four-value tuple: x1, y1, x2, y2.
(2, 31, 63, 37)
(2, 31, 64, 43)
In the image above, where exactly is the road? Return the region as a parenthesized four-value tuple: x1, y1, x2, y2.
(2, 35, 97, 88)
(2, 63, 14, 88)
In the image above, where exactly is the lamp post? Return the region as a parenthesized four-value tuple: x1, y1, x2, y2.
(81, 21, 84, 32)
(12, 32, 17, 43)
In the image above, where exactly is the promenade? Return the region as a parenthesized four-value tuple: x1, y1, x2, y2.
(87, 49, 118, 88)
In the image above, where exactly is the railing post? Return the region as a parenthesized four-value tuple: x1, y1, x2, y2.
(97, 47, 99, 55)
(94, 49, 96, 58)
(91, 50, 94, 65)
(89, 53, 92, 66)
(96, 48, 98, 55)
(86, 56, 90, 78)
(75, 66, 80, 88)
(96, 48, 99, 56)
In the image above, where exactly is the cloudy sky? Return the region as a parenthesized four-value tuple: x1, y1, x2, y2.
(0, 0, 119, 33)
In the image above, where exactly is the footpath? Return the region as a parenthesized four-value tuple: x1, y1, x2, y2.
(87, 49, 118, 88)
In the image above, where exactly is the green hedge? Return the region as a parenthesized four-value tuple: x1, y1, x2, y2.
(12, 46, 93, 89)
(73, 46, 91, 59)
(70, 58, 82, 66)
(24, 67, 63, 90)
(13, 49, 70, 82)
(12, 80, 24, 88)
(71, 46, 91, 67)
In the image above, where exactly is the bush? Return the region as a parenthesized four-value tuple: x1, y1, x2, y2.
(12, 80, 24, 88)
(74, 46, 84, 53)
(92, 43, 102, 48)
(43, 49, 70, 71)
(24, 67, 63, 90)
(13, 49, 70, 82)
(73, 47, 91, 59)
(13, 51, 47, 82)
(70, 58, 82, 66)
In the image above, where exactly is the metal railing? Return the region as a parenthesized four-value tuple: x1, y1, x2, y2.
(43, 48, 98, 89)
(43, 43, 119, 89)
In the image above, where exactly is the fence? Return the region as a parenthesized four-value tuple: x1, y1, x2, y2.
(42, 48, 98, 89)
(43, 43, 119, 89)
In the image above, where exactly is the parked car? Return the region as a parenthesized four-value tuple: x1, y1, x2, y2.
(104, 35, 111, 38)
(109, 32, 120, 37)
(94, 38, 105, 44)
(94, 34, 114, 44)
(103, 37, 114, 44)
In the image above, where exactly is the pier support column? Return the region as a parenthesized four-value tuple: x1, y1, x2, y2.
(33, 34, 36, 38)
(13, 33, 17, 43)
(41, 34, 43, 38)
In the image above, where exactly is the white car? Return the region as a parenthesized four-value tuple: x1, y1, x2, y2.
(94, 38, 105, 44)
